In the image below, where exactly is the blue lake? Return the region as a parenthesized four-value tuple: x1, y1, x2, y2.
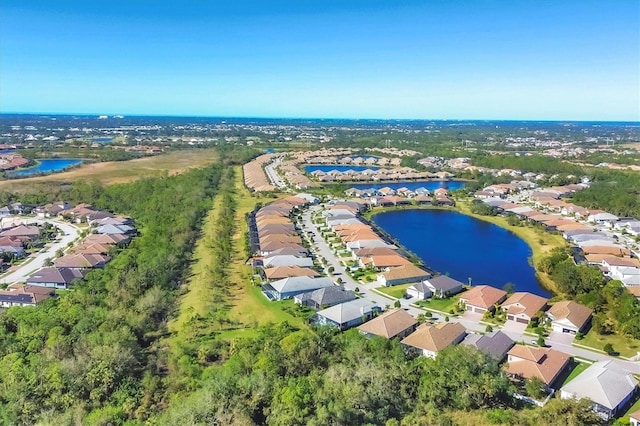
(305, 165, 381, 173)
(373, 209, 549, 297)
(350, 181, 466, 192)
(9, 158, 83, 177)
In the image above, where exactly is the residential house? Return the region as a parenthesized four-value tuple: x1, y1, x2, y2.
(361, 254, 413, 270)
(262, 254, 314, 268)
(401, 322, 467, 358)
(264, 266, 320, 281)
(0, 285, 55, 307)
(422, 275, 465, 298)
(560, 360, 638, 420)
(462, 330, 514, 361)
(406, 282, 433, 300)
(501, 292, 548, 324)
(54, 253, 110, 269)
(95, 224, 135, 235)
(0, 225, 40, 243)
(630, 410, 640, 426)
(294, 287, 357, 310)
(358, 309, 418, 340)
(262, 276, 334, 301)
(546, 301, 592, 334)
(26, 267, 86, 289)
(378, 264, 431, 287)
(459, 285, 507, 314)
(506, 345, 571, 390)
(314, 299, 381, 331)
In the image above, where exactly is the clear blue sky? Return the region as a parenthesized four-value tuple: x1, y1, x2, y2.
(1, 0, 638, 120)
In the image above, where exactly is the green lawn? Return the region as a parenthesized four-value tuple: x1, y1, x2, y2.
(578, 329, 640, 358)
(376, 283, 412, 299)
(417, 297, 459, 314)
(561, 361, 590, 386)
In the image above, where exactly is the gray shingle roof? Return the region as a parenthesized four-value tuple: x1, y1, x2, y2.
(462, 331, 514, 360)
(296, 287, 356, 307)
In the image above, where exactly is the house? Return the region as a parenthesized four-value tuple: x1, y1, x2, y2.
(0, 225, 40, 242)
(506, 345, 571, 390)
(361, 254, 413, 270)
(401, 322, 467, 358)
(406, 282, 433, 300)
(95, 224, 135, 235)
(546, 301, 592, 334)
(54, 253, 110, 269)
(83, 233, 129, 246)
(26, 267, 86, 289)
(560, 360, 638, 420)
(501, 292, 548, 324)
(314, 299, 381, 331)
(0, 285, 55, 307)
(262, 254, 314, 268)
(294, 286, 357, 310)
(264, 266, 320, 281)
(462, 331, 514, 361)
(262, 276, 334, 301)
(378, 264, 431, 287)
(422, 275, 465, 298)
(358, 309, 418, 340)
(459, 285, 507, 313)
(630, 410, 640, 426)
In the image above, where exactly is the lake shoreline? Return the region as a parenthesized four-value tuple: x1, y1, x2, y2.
(365, 202, 564, 296)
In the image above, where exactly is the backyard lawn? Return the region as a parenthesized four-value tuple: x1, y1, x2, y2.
(578, 329, 640, 358)
(560, 361, 590, 386)
(417, 297, 460, 314)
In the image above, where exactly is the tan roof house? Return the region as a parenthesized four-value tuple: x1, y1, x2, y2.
(358, 309, 418, 340)
(546, 301, 592, 334)
(501, 292, 548, 324)
(378, 264, 431, 287)
(506, 345, 571, 389)
(459, 285, 507, 313)
(401, 322, 467, 358)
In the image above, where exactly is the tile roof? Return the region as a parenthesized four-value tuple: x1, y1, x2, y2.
(507, 345, 571, 385)
(357, 309, 418, 338)
(501, 292, 548, 319)
(459, 285, 507, 309)
(547, 301, 592, 330)
(382, 264, 431, 282)
(401, 322, 466, 353)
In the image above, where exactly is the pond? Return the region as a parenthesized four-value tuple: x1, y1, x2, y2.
(372, 209, 549, 297)
(350, 181, 466, 192)
(8, 158, 83, 177)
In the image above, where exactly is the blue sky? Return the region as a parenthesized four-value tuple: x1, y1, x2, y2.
(1, 0, 638, 120)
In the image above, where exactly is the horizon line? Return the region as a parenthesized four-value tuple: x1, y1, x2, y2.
(0, 111, 639, 124)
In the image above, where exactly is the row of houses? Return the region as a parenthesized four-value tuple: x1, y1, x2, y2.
(303, 155, 400, 167)
(358, 307, 633, 420)
(243, 154, 278, 192)
(476, 183, 640, 295)
(344, 186, 455, 206)
(310, 167, 453, 183)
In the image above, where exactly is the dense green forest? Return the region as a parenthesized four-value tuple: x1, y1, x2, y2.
(572, 170, 640, 218)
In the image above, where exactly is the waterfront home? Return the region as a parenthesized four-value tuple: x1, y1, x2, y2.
(378, 264, 431, 287)
(0, 286, 55, 307)
(401, 322, 467, 358)
(294, 287, 357, 310)
(360, 253, 413, 270)
(501, 292, 548, 324)
(546, 301, 592, 334)
(358, 309, 418, 340)
(459, 285, 507, 314)
(414, 194, 433, 205)
(314, 299, 381, 331)
(506, 345, 571, 390)
(560, 360, 637, 420)
(262, 276, 334, 301)
(26, 267, 86, 289)
(422, 275, 465, 298)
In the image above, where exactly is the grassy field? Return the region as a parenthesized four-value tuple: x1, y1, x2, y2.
(224, 167, 307, 332)
(578, 329, 640, 358)
(0, 149, 219, 190)
(417, 297, 459, 314)
(376, 283, 412, 299)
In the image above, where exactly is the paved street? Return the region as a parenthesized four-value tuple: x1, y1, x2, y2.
(264, 156, 287, 189)
(298, 203, 640, 376)
(0, 217, 82, 286)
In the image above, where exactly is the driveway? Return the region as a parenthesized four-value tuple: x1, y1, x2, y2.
(502, 320, 528, 334)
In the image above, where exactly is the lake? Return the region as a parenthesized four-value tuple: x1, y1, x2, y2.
(304, 165, 381, 173)
(372, 209, 549, 297)
(9, 158, 83, 177)
(350, 181, 466, 192)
